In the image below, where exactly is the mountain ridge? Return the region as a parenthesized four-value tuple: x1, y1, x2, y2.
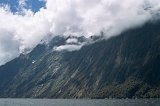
(0, 21, 160, 98)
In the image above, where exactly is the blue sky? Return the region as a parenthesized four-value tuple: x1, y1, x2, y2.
(0, 0, 46, 13)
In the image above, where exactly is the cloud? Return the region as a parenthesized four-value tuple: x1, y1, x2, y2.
(0, 0, 160, 65)
(19, 0, 27, 7)
(66, 38, 78, 44)
(54, 44, 83, 52)
(0, 30, 19, 65)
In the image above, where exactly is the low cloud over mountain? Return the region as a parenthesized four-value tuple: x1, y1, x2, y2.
(0, 0, 160, 65)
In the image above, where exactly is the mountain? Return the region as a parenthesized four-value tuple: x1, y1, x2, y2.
(0, 21, 160, 98)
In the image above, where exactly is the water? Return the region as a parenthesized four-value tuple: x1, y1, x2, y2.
(0, 99, 159, 106)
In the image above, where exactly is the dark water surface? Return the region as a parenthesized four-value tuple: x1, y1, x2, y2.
(0, 99, 159, 106)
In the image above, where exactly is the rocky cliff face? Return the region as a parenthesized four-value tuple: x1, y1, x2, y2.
(0, 22, 160, 98)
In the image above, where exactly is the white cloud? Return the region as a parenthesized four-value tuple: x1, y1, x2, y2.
(66, 38, 78, 44)
(0, 30, 19, 65)
(54, 44, 83, 52)
(18, 0, 27, 7)
(0, 0, 160, 65)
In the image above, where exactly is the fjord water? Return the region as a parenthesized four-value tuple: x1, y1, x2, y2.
(0, 99, 159, 106)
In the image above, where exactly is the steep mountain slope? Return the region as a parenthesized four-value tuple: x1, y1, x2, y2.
(0, 22, 160, 98)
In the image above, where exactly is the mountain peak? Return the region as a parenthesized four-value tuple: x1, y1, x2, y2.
(0, 21, 160, 98)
